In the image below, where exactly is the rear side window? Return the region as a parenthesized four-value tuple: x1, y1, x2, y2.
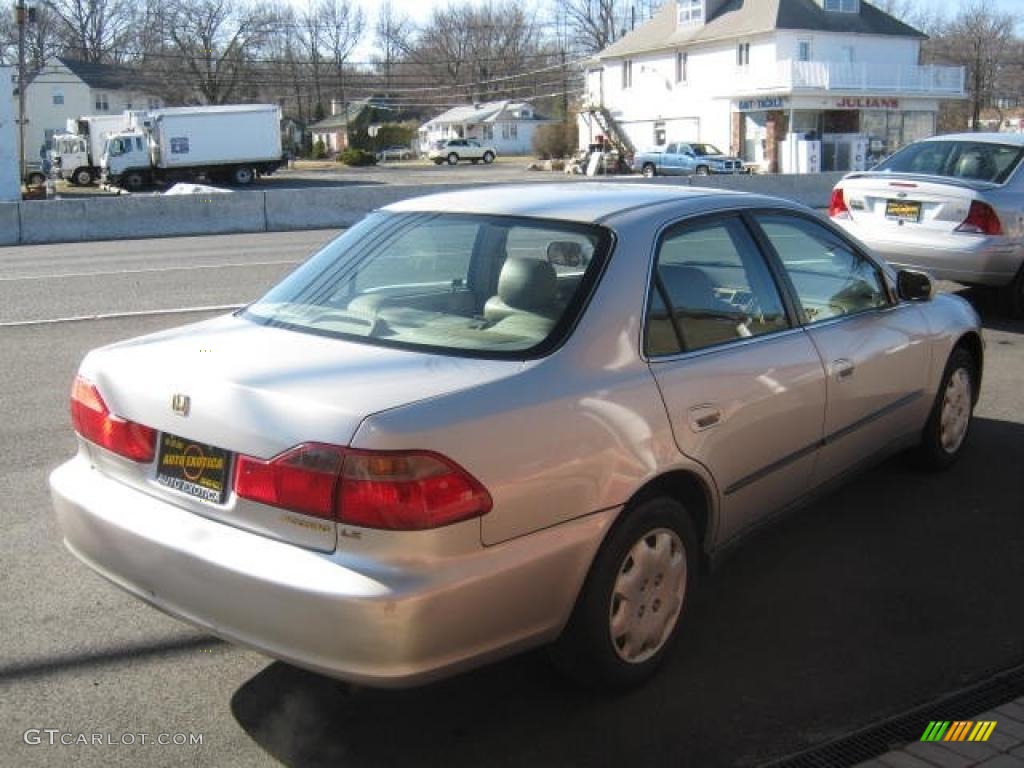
(645, 216, 790, 356)
(875, 140, 1024, 183)
(754, 214, 890, 324)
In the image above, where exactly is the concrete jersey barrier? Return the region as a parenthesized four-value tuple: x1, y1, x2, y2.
(0, 173, 845, 246)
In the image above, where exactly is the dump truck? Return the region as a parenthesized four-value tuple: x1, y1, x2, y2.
(101, 104, 284, 190)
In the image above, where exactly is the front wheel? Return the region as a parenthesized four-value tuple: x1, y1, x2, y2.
(73, 167, 94, 186)
(695, 165, 710, 176)
(549, 496, 698, 691)
(482, 151, 495, 164)
(913, 347, 977, 470)
(642, 163, 656, 178)
(122, 172, 145, 191)
(447, 153, 459, 166)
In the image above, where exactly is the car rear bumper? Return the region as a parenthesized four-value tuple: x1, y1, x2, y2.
(836, 221, 1022, 286)
(50, 455, 614, 687)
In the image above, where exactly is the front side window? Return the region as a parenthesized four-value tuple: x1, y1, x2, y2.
(873, 140, 1024, 184)
(754, 214, 889, 324)
(245, 212, 611, 358)
(645, 217, 789, 356)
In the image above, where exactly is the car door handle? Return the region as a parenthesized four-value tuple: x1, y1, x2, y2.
(830, 359, 855, 380)
(688, 405, 722, 432)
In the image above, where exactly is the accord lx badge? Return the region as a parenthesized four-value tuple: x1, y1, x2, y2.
(171, 394, 191, 417)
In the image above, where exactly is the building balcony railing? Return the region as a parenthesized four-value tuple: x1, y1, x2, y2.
(729, 60, 966, 96)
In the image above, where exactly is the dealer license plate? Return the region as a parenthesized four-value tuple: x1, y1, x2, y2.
(885, 199, 921, 222)
(156, 432, 231, 504)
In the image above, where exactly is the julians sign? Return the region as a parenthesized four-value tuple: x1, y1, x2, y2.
(834, 97, 900, 110)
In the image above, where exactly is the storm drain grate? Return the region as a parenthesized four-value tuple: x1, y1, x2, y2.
(760, 662, 1024, 768)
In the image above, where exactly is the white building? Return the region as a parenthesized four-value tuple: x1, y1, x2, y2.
(580, 0, 966, 172)
(21, 57, 161, 164)
(419, 101, 555, 155)
(1, 67, 19, 200)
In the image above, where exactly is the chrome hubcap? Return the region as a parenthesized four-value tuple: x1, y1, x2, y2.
(939, 368, 971, 454)
(609, 528, 686, 664)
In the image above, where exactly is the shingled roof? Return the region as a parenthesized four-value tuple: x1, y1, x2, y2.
(596, 0, 925, 60)
(58, 57, 138, 90)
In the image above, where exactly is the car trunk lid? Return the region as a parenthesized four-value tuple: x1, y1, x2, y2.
(78, 313, 522, 551)
(838, 172, 993, 237)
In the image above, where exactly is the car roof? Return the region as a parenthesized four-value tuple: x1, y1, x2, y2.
(383, 183, 801, 224)
(921, 132, 1024, 147)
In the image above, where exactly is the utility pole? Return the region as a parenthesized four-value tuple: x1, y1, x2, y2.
(15, 0, 27, 184)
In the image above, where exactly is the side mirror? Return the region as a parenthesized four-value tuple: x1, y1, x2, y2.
(897, 269, 934, 302)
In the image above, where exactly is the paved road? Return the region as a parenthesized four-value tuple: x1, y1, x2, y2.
(0, 231, 1022, 768)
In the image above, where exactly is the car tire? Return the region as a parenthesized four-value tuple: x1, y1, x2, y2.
(695, 165, 710, 176)
(642, 163, 656, 178)
(913, 346, 977, 471)
(998, 266, 1024, 318)
(447, 153, 459, 166)
(26, 172, 46, 187)
(549, 496, 699, 692)
(73, 168, 94, 186)
(483, 152, 495, 164)
(232, 166, 255, 185)
(123, 172, 145, 191)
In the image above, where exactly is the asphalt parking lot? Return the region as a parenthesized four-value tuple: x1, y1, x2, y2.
(0, 230, 1021, 768)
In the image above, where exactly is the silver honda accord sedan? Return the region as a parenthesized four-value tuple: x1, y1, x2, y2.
(51, 184, 983, 691)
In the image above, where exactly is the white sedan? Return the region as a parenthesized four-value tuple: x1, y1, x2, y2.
(830, 132, 1024, 316)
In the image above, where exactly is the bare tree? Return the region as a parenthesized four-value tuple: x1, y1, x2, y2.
(564, 0, 627, 55)
(375, 0, 413, 94)
(319, 0, 365, 112)
(47, 0, 137, 62)
(156, 0, 275, 104)
(934, 1, 1015, 130)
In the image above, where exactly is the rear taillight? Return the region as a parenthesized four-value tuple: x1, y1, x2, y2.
(955, 201, 1003, 236)
(828, 187, 850, 219)
(234, 445, 492, 530)
(234, 444, 345, 519)
(70, 375, 156, 462)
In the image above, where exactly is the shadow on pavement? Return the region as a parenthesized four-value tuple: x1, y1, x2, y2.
(231, 416, 1024, 767)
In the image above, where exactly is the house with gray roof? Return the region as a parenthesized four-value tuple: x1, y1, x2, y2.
(581, 0, 966, 172)
(21, 57, 162, 164)
(419, 101, 555, 155)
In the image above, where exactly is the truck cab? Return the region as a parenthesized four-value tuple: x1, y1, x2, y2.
(102, 132, 150, 189)
(51, 133, 92, 185)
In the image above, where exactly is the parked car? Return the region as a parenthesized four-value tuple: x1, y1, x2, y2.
(428, 138, 496, 165)
(830, 132, 1024, 316)
(633, 142, 747, 177)
(52, 184, 982, 691)
(376, 145, 414, 162)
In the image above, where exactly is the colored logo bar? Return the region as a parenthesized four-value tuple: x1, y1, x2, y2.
(920, 721, 997, 742)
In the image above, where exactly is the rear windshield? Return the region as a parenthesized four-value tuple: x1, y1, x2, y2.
(244, 212, 612, 358)
(873, 140, 1024, 184)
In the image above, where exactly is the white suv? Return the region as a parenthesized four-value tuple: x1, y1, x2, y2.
(428, 139, 496, 166)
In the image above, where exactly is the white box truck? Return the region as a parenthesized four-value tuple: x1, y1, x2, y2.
(101, 104, 284, 190)
(51, 113, 134, 186)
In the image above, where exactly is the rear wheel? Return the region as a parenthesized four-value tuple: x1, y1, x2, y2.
(26, 171, 46, 187)
(913, 347, 977, 470)
(231, 166, 255, 185)
(550, 496, 698, 691)
(73, 167, 94, 186)
(483, 151, 495, 164)
(642, 163, 656, 178)
(447, 153, 459, 166)
(999, 266, 1024, 318)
